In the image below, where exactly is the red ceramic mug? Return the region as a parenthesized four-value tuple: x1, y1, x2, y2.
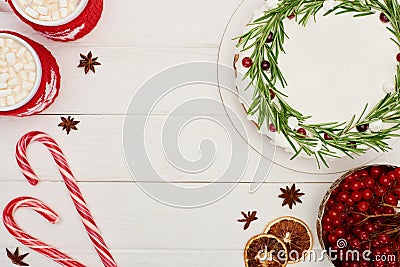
(6, 0, 103, 41)
(0, 31, 60, 116)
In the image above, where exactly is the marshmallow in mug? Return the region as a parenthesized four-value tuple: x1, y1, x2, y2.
(17, 0, 82, 22)
(0, 37, 38, 107)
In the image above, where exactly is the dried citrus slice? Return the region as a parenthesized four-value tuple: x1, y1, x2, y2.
(264, 216, 313, 264)
(244, 234, 288, 267)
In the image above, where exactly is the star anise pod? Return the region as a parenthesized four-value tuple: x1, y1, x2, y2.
(6, 248, 29, 266)
(279, 184, 305, 209)
(58, 116, 80, 135)
(237, 211, 258, 230)
(78, 51, 101, 74)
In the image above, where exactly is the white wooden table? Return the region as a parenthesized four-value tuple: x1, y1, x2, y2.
(1, 0, 400, 266)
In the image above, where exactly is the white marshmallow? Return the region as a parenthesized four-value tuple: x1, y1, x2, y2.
(1, 47, 9, 58)
(60, 8, 68, 17)
(51, 11, 60, 20)
(5, 39, 14, 47)
(59, 0, 68, 8)
(13, 62, 23, 72)
(0, 98, 6, 107)
(20, 90, 28, 99)
(14, 94, 24, 103)
(16, 47, 26, 58)
(25, 52, 33, 61)
(20, 71, 28, 80)
(39, 15, 52, 21)
(0, 89, 12, 97)
(8, 78, 18, 87)
(0, 73, 9, 83)
(25, 7, 40, 19)
(5, 52, 16, 65)
(33, 0, 44, 5)
(37, 6, 49, 15)
(6, 95, 15, 105)
(22, 81, 34, 90)
(13, 86, 21, 94)
(8, 68, 17, 78)
(0, 83, 8, 89)
(24, 62, 35, 71)
(28, 72, 36, 82)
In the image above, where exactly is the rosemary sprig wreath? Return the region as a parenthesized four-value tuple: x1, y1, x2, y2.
(236, 0, 400, 167)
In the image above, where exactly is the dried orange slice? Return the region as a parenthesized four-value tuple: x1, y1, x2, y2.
(264, 216, 313, 264)
(244, 234, 288, 267)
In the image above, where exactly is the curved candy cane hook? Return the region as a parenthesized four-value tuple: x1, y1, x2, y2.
(3, 197, 85, 267)
(16, 131, 117, 267)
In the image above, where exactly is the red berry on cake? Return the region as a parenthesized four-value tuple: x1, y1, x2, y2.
(380, 13, 390, 23)
(348, 141, 357, 149)
(297, 128, 306, 137)
(269, 89, 275, 100)
(324, 133, 333, 140)
(266, 32, 274, 43)
(397, 53, 400, 62)
(261, 60, 271, 71)
(269, 123, 277, 132)
(242, 57, 253, 68)
(356, 124, 369, 132)
(287, 13, 295, 20)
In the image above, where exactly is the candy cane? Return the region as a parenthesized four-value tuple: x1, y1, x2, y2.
(3, 197, 85, 267)
(16, 131, 117, 267)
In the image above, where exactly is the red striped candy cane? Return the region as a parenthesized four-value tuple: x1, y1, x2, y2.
(3, 197, 85, 267)
(16, 131, 117, 267)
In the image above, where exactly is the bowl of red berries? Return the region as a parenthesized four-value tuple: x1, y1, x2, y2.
(317, 165, 400, 267)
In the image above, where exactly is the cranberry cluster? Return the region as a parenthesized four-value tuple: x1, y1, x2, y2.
(322, 166, 400, 267)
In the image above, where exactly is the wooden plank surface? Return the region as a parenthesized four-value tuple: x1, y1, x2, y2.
(0, 0, 399, 266)
(0, 181, 332, 266)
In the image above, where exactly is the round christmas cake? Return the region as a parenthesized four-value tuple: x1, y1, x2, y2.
(234, 0, 400, 166)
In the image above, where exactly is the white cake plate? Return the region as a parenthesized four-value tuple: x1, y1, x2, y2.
(217, 0, 399, 174)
